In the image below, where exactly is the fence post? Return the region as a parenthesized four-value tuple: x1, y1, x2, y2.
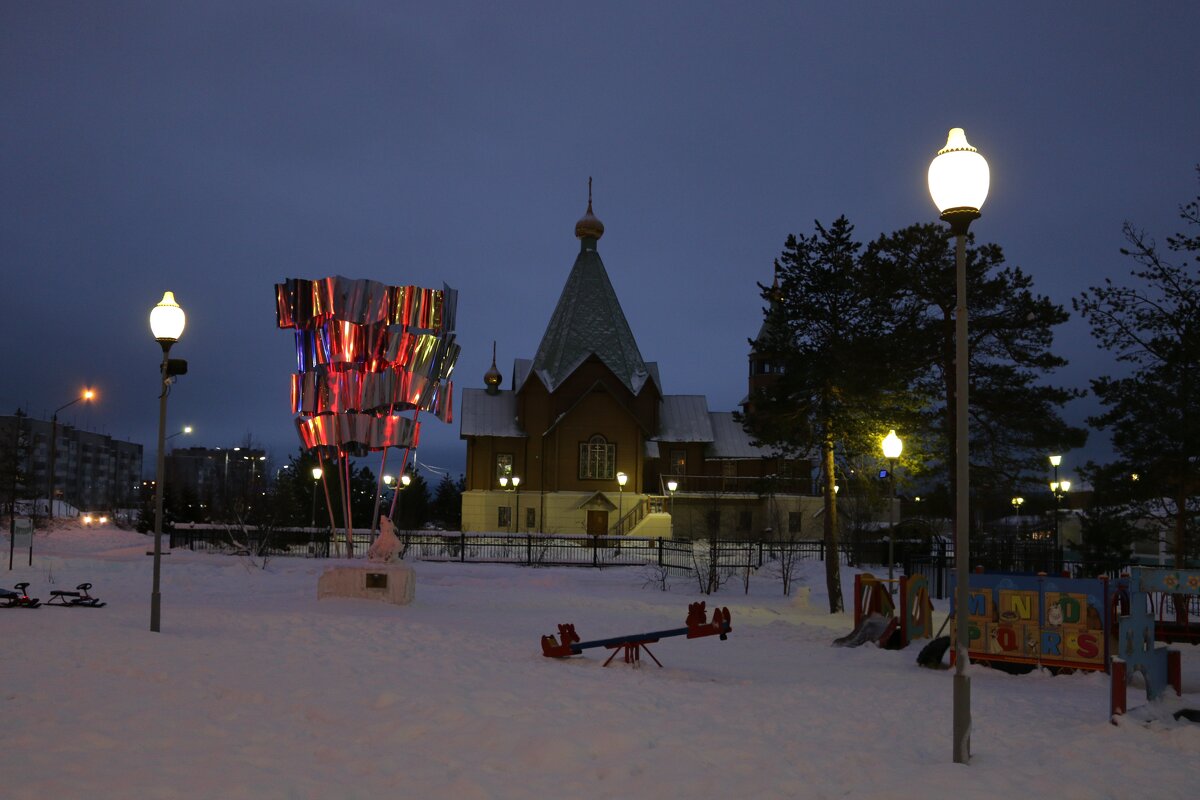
(658, 537, 663, 567)
(757, 540, 763, 568)
(526, 533, 532, 566)
(593, 539, 598, 568)
(460, 531, 466, 562)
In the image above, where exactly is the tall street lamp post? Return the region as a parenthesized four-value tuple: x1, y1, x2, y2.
(1049, 454, 1062, 546)
(1050, 478, 1071, 547)
(499, 475, 521, 532)
(311, 467, 323, 528)
(616, 471, 627, 532)
(1011, 496, 1025, 536)
(881, 430, 903, 585)
(666, 479, 678, 535)
(47, 388, 95, 519)
(149, 291, 186, 633)
(929, 126, 990, 765)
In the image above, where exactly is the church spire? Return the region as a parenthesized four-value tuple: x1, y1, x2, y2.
(484, 341, 503, 395)
(574, 177, 605, 245)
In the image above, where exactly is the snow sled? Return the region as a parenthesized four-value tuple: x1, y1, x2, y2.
(832, 613, 898, 648)
(45, 583, 106, 608)
(1, 582, 41, 608)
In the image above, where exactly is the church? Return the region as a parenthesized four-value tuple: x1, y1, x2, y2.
(459, 191, 817, 538)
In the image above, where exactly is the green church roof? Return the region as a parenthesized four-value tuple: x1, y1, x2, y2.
(529, 215, 651, 395)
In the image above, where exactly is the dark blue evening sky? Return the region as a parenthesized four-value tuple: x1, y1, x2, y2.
(3, 2, 1198, 484)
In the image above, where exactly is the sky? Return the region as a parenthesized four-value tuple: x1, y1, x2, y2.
(3, 3, 1199, 483)
(5, 525, 1200, 797)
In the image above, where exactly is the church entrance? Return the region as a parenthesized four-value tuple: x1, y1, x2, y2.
(586, 510, 608, 537)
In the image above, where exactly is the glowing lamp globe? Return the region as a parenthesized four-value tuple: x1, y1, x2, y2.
(881, 430, 903, 460)
(928, 128, 989, 217)
(150, 291, 186, 342)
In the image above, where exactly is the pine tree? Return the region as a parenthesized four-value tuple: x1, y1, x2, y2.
(866, 223, 1085, 504)
(1075, 169, 1200, 565)
(741, 217, 920, 613)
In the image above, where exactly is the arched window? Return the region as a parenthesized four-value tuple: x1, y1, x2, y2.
(578, 434, 615, 480)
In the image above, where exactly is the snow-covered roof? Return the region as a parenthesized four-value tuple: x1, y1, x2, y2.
(656, 395, 713, 442)
(706, 411, 774, 459)
(458, 388, 526, 438)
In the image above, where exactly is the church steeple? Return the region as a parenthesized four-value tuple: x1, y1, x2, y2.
(574, 177, 605, 248)
(484, 341, 503, 395)
(531, 183, 650, 395)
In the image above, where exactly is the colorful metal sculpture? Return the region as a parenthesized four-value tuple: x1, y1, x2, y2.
(276, 276, 459, 553)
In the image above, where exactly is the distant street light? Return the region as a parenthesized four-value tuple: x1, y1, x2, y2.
(166, 425, 193, 442)
(149, 291, 186, 633)
(616, 471, 628, 533)
(311, 466, 323, 528)
(47, 388, 96, 519)
(1050, 479, 1071, 546)
(499, 474, 521, 532)
(881, 430, 903, 584)
(929, 126, 989, 765)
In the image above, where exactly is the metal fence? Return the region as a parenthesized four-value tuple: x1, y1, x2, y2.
(168, 526, 1136, 598)
(168, 526, 854, 576)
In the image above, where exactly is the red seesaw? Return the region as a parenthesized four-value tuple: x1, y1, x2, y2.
(540, 602, 732, 667)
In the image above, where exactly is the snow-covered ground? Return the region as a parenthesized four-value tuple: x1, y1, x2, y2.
(4, 526, 1198, 799)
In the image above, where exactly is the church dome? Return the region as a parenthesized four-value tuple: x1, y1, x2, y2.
(484, 342, 503, 394)
(574, 180, 604, 241)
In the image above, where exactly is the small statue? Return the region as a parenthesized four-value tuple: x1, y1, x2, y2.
(367, 516, 401, 563)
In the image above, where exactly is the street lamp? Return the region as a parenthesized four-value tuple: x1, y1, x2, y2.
(166, 425, 193, 442)
(47, 388, 95, 519)
(616, 471, 627, 532)
(149, 290, 186, 633)
(311, 466, 323, 528)
(929, 126, 989, 765)
(499, 474, 520, 532)
(881, 430, 902, 584)
(1050, 479, 1071, 546)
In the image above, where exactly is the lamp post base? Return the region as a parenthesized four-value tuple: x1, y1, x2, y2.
(953, 672, 971, 763)
(150, 591, 161, 633)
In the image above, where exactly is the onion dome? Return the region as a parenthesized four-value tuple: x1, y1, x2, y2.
(574, 177, 604, 241)
(484, 341, 503, 395)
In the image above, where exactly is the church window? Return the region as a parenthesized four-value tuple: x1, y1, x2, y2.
(578, 435, 615, 480)
(671, 449, 686, 475)
(496, 454, 512, 486)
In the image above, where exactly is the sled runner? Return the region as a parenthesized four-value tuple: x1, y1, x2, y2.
(1, 582, 41, 608)
(46, 582, 106, 608)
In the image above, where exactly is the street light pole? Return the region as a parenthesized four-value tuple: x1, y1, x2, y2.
(929, 127, 989, 765)
(881, 430, 902, 585)
(513, 476, 521, 533)
(47, 389, 95, 519)
(616, 471, 627, 533)
(149, 291, 186, 633)
(311, 466, 323, 528)
(1049, 454, 1062, 547)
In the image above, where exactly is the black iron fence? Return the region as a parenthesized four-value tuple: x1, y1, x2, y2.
(168, 526, 1134, 598)
(167, 526, 862, 576)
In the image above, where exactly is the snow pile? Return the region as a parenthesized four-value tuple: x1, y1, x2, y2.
(3, 527, 1198, 799)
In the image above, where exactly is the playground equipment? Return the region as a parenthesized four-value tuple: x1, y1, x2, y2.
(950, 571, 1112, 673)
(1110, 567, 1196, 721)
(541, 602, 731, 667)
(834, 573, 934, 649)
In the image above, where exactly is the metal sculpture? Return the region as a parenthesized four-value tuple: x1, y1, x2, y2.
(276, 276, 459, 555)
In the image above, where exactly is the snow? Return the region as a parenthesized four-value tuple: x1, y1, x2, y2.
(4, 526, 1199, 799)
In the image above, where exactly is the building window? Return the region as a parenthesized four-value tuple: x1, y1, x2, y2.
(496, 453, 512, 485)
(498, 506, 511, 528)
(526, 508, 536, 529)
(788, 511, 801, 534)
(738, 510, 752, 531)
(671, 449, 686, 475)
(578, 435, 615, 480)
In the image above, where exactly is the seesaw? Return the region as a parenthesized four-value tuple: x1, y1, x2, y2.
(540, 602, 732, 667)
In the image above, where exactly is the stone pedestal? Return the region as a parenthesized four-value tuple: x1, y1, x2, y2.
(317, 563, 415, 606)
